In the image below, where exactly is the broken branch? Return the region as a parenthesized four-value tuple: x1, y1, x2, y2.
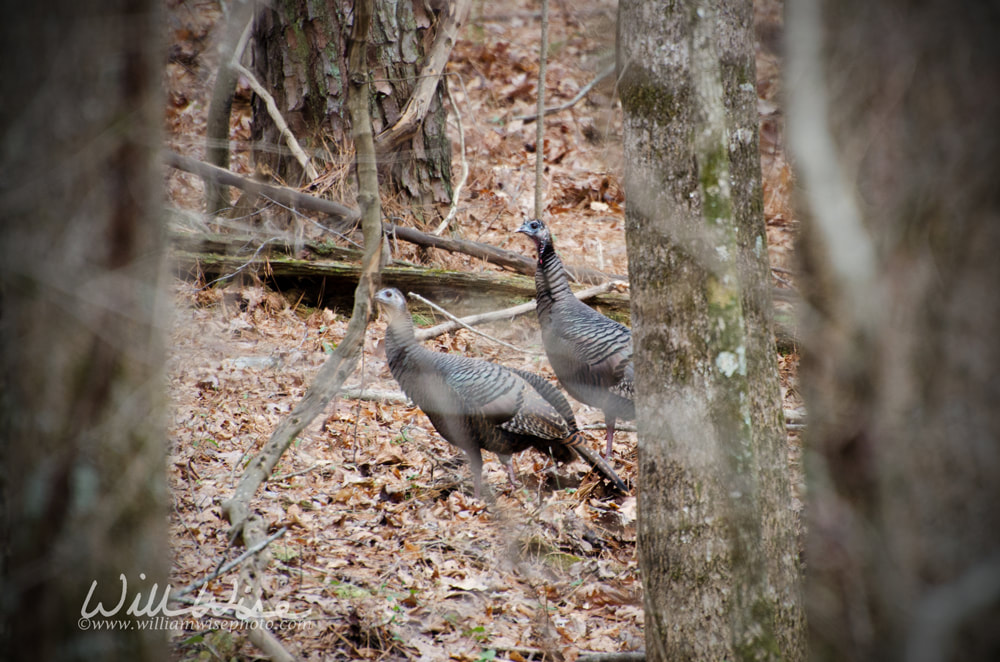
(374, 0, 472, 152)
(407, 291, 542, 354)
(516, 62, 615, 122)
(414, 280, 623, 341)
(171, 527, 288, 600)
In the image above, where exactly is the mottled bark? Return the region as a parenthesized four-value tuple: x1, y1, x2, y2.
(618, 0, 805, 659)
(205, 0, 256, 215)
(787, 1, 1000, 660)
(250, 0, 452, 207)
(0, 1, 167, 660)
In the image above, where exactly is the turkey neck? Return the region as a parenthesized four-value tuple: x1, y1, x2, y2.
(534, 240, 575, 324)
(384, 312, 423, 376)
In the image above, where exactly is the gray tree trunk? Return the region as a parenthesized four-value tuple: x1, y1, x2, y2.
(618, 0, 806, 659)
(0, 1, 168, 660)
(251, 0, 452, 210)
(786, 1, 1000, 660)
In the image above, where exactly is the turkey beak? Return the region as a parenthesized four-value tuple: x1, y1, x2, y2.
(515, 221, 531, 235)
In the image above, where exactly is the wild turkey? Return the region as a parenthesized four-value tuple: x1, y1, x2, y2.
(374, 287, 627, 498)
(516, 218, 635, 459)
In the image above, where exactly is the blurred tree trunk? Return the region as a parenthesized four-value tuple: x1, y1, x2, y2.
(251, 0, 452, 215)
(205, 0, 256, 215)
(0, 0, 167, 660)
(786, 0, 1000, 660)
(619, 0, 805, 659)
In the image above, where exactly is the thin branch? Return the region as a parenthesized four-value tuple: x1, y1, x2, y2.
(197, 235, 283, 289)
(407, 291, 543, 355)
(432, 74, 470, 236)
(576, 653, 645, 662)
(515, 62, 615, 122)
(171, 527, 288, 599)
(164, 150, 359, 220)
(414, 280, 622, 341)
(534, 0, 550, 219)
(232, 59, 319, 180)
(340, 387, 410, 404)
(785, 0, 877, 323)
(771, 271, 795, 289)
(271, 462, 333, 482)
(582, 422, 637, 433)
(231, 12, 253, 62)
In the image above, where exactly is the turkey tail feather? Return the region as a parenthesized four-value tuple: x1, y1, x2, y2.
(563, 431, 628, 493)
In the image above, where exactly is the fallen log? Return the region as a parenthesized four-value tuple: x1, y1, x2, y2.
(170, 240, 800, 347)
(164, 151, 624, 283)
(172, 249, 633, 320)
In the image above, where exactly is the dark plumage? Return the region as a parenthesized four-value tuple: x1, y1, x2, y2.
(374, 287, 627, 498)
(516, 219, 635, 459)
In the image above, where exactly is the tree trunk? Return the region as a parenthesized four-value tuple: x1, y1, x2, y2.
(205, 0, 256, 215)
(786, 1, 1000, 660)
(250, 0, 452, 210)
(618, 0, 806, 659)
(0, 0, 167, 661)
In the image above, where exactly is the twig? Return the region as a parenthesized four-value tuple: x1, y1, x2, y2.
(231, 11, 253, 62)
(582, 421, 636, 433)
(171, 527, 288, 599)
(515, 62, 615, 122)
(271, 462, 333, 482)
(197, 235, 283, 289)
(172, 494, 204, 553)
(233, 59, 318, 181)
(772, 271, 795, 289)
(340, 387, 410, 404)
(407, 291, 543, 355)
(533, 0, 550, 219)
(414, 280, 622, 341)
(784, 408, 807, 426)
(431, 74, 469, 236)
(786, 0, 876, 324)
(576, 653, 645, 662)
(164, 150, 358, 220)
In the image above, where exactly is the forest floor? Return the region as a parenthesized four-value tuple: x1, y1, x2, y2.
(163, 0, 800, 660)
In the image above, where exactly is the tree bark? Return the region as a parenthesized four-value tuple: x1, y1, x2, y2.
(787, 1, 1000, 659)
(250, 0, 452, 209)
(618, 0, 806, 659)
(204, 0, 256, 215)
(0, 0, 167, 660)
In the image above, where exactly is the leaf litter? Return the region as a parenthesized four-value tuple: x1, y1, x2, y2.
(164, 0, 797, 659)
